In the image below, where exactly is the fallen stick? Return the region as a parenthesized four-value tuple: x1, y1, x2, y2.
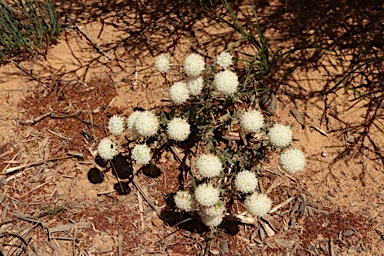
(310, 125, 328, 137)
(74, 23, 112, 61)
(269, 197, 295, 214)
(132, 178, 160, 216)
(48, 222, 90, 233)
(17, 112, 52, 125)
(4, 154, 82, 174)
(17, 110, 82, 125)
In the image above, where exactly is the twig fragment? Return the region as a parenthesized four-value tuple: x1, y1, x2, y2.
(17, 112, 52, 125)
(137, 187, 145, 232)
(269, 197, 295, 214)
(118, 232, 123, 256)
(4, 154, 81, 174)
(74, 23, 112, 61)
(276, 166, 297, 182)
(48, 222, 90, 234)
(329, 239, 335, 256)
(310, 125, 328, 137)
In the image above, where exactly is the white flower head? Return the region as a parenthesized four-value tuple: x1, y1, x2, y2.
(194, 183, 220, 207)
(240, 109, 264, 133)
(244, 193, 272, 217)
(234, 170, 258, 193)
(155, 54, 171, 73)
(213, 70, 239, 96)
(279, 148, 306, 174)
(216, 52, 233, 69)
(169, 81, 190, 105)
(108, 115, 125, 136)
(268, 123, 293, 148)
(200, 213, 223, 227)
(183, 53, 205, 77)
(131, 144, 151, 165)
(195, 154, 223, 178)
(97, 138, 119, 160)
(186, 76, 204, 96)
(174, 190, 197, 212)
(133, 111, 159, 137)
(201, 200, 225, 217)
(167, 118, 191, 142)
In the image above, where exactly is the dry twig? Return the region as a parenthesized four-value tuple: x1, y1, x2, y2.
(4, 154, 81, 174)
(269, 197, 295, 214)
(310, 125, 328, 137)
(74, 23, 112, 61)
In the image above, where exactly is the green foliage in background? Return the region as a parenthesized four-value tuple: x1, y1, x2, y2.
(0, 0, 61, 62)
(201, 0, 325, 91)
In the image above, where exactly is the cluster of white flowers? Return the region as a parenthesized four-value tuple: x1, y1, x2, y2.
(108, 115, 125, 136)
(155, 54, 171, 73)
(279, 148, 306, 174)
(216, 52, 233, 69)
(123, 51, 309, 229)
(186, 76, 204, 96)
(167, 118, 191, 142)
(268, 123, 292, 148)
(244, 193, 272, 217)
(169, 81, 190, 105)
(213, 70, 239, 95)
(234, 170, 258, 193)
(183, 53, 205, 77)
(240, 109, 264, 133)
(127, 110, 159, 137)
(195, 154, 223, 178)
(97, 138, 119, 160)
(194, 183, 220, 207)
(131, 144, 151, 165)
(174, 191, 197, 212)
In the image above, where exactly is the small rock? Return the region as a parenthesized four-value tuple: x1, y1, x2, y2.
(0, 179, 8, 186)
(347, 247, 358, 253)
(210, 249, 220, 255)
(321, 149, 328, 157)
(152, 216, 163, 228)
(343, 230, 355, 237)
(221, 240, 229, 254)
(259, 90, 277, 115)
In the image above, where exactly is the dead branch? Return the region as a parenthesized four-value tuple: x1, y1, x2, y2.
(48, 222, 90, 236)
(74, 23, 112, 61)
(4, 154, 82, 174)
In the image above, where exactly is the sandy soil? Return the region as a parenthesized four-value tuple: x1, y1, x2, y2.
(1, 0, 383, 255)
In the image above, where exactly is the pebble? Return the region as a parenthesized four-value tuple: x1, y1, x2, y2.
(321, 149, 328, 157)
(221, 240, 229, 254)
(152, 216, 163, 228)
(210, 250, 220, 255)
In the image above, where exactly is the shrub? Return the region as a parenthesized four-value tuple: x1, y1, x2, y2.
(0, 0, 61, 62)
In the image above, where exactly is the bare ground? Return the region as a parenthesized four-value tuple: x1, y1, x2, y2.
(1, 0, 383, 255)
